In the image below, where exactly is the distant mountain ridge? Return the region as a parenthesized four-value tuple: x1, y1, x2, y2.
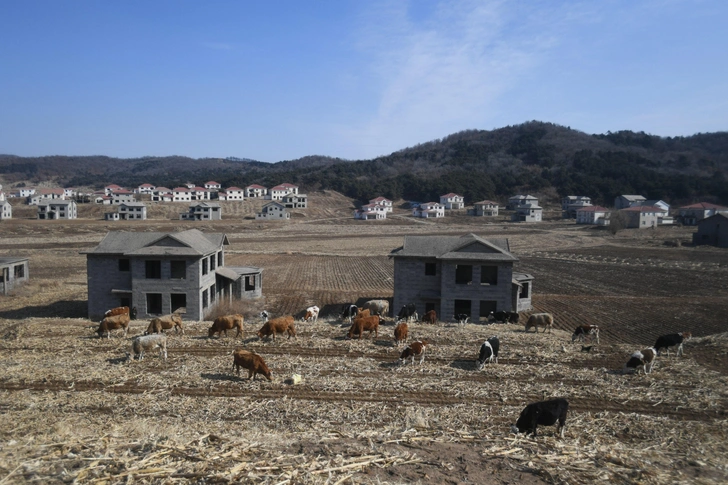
(1, 121, 726, 205)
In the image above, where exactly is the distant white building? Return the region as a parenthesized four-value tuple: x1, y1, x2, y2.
(369, 197, 393, 212)
(512, 203, 542, 222)
(269, 183, 298, 200)
(413, 202, 445, 218)
(190, 187, 211, 201)
(18, 188, 35, 198)
(0, 201, 12, 220)
(256, 202, 290, 220)
(111, 190, 136, 205)
(614, 195, 646, 210)
(28, 188, 65, 205)
(472, 200, 499, 217)
(640, 199, 670, 212)
(678, 202, 728, 225)
(355, 203, 387, 220)
(136, 183, 156, 194)
(204, 181, 222, 190)
(576, 206, 610, 225)
(118, 202, 147, 220)
(282, 193, 307, 209)
(37, 200, 77, 220)
(151, 187, 173, 202)
(173, 187, 193, 202)
(620, 205, 671, 228)
(508, 194, 538, 210)
(245, 184, 268, 198)
(180, 202, 222, 221)
(439, 193, 464, 210)
(562, 196, 592, 218)
(218, 187, 245, 201)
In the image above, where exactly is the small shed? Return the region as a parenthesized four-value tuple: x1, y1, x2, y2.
(693, 213, 728, 247)
(1, 257, 29, 295)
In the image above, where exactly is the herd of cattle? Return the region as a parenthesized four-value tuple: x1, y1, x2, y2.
(94, 302, 695, 437)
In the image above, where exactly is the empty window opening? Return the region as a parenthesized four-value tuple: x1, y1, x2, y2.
(479, 301, 498, 321)
(14, 264, 25, 278)
(146, 293, 162, 315)
(202, 289, 209, 309)
(425, 263, 436, 276)
(202, 258, 208, 275)
(170, 260, 186, 279)
(171, 293, 186, 313)
(455, 265, 473, 284)
(145, 260, 161, 279)
(480, 266, 498, 285)
(454, 300, 471, 318)
(519, 283, 530, 299)
(245, 276, 255, 291)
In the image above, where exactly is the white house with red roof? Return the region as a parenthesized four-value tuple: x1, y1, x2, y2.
(218, 187, 245, 201)
(136, 183, 156, 194)
(355, 203, 387, 220)
(18, 187, 35, 198)
(104, 184, 123, 195)
(439, 193, 464, 210)
(190, 186, 211, 201)
(28, 188, 66, 205)
(204, 181, 221, 190)
(151, 187, 172, 202)
(269, 183, 298, 200)
(173, 187, 193, 202)
(369, 197, 393, 212)
(245, 184, 268, 198)
(576, 205, 611, 225)
(678, 202, 728, 225)
(413, 202, 445, 218)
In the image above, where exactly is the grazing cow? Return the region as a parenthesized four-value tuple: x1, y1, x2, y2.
(341, 304, 358, 323)
(400, 340, 428, 365)
(232, 349, 272, 381)
(145, 313, 184, 335)
(476, 336, 500, 369)
(302, 306, 320, 323)
(362, 299, 390, 317)
(127, 334, 167, 361)
(525, 313, 554, 333)
(654, 332, 692, 357)
(356, 308, 371, 319)
(394, 322, 408, 346)
(104, 306, 129, 318)
(455, 313, 469, 325)
(97, 314, 130, 339)
(507, 312, 519, 324)
(421, 310, 437, 325)
(489, 311, 511, 323)
(624, 347, 657, 374)
(208, 314, 244, 339)
(259, 310, 269, 322)
(258, 316, 296, 340)
(512, 398, 569, 437)
(347, 315, 383, 339)
(397, 304, 418, 323)
(572, 325, 600, 344)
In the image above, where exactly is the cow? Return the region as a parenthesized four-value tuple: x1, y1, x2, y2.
(571, 325, 599, 344)
(104, 306, 129, 318)
(654, 332, 692, 357)
(507, 312, 519, 324)
(361, 299, 390, 317)
(341, 304, 358, 323)
(127, 334, 167, 361)
(489, 311, 510, 323)
(96, 314, 130, 339)
(347, 315, 383, 340)
(258, 316, 296, 340)
(476, 336, 500, 369)
(525, 313, 554, 333)
(130, 307, 138, 320)
(455, 313, 469, 325)
(394, 322, 408, 346)
(259, 310, 269, 322)
(302, 306, 320, 323)
(400, 340, 428, 365)
(145, 313, 184, 335)
(512, 398, 569, 438)
(421, 309, 437, 325)
(397, 304, 418, 323)
(624, 347, 657, 375)
(208, 314, 244, 339)
(356, 308, 371, 319)
(232, 349, 272, 381)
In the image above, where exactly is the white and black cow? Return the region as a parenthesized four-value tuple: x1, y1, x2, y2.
(511, 398, 569, 438)
(259, 310, 269, 322)
(624, 347, 657, 375)
(572, 325, 600, 344)
(476, 336, 500, 369)
(455, 313, 469, 325)
(397, 304, 417, 323)
(654, 332, 692, 357)
(341, 304, 358, 323)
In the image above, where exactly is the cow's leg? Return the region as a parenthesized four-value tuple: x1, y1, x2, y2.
(677, 343, 683, 357)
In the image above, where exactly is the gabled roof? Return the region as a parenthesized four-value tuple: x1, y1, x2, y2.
(440, 193, 462, 198)
(390, 233, 517, 262)
(370, 196, 391, 203)
(38, 200, 74, 206)
(85, 229, 228, 256)
(139, 183, 155, 188)
(698, 213, 728, 224)
(474, 200, 499, 205)
(619, 194, 646, 201)
(509, 194, 537, 199)
(246, 184, 267, 189)
(119, 202, 146, 208)
(0, 257, 28, 266)
(271, 183, 297, 191)
(205, 181, 220, 185)
(680, 202, 728, 210)
(173, 187, 191, 192)
(226, 186, 243, 191)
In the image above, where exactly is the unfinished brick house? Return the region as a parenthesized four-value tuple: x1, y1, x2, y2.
(390, 234, 533, 322)
(1, 257, 29, 295)
(84, 229, 262, 320)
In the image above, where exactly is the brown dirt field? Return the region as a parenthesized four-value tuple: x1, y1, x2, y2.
(1, 192, 727, 483)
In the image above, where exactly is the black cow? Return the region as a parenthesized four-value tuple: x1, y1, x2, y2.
(455, 313, 469, 325)
(341, 304, 358, 323)
(397, 304, 417, 322)
(654, 332, 691, 357)
(476, 336, 500, 369)
(130, 306, 138, 320)
(512, 398, 569, 438)
(507, 312, 519, 323)
(490, 311, 519, 324)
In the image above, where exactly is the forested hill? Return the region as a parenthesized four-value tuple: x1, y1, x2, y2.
(2, 121, 727, 206)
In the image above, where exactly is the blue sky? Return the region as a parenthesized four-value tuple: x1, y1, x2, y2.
(0, 0, 725, 162)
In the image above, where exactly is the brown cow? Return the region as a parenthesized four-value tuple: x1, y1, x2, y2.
(208, 314, 244, 338)
(258, 316, 296, 340)
(421, 310, 437, 324)
(525, 313, 554, 333)
(104, 306, 129, 318)
(400, 340, 428, 365)
(394, 322, 408, 346)
(348, 315, 382, 339)
(97, 314, 130, 339)
(145, 313, 184, 335)
(232, 349, 272, 381)
(356, 308, 371, 319)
